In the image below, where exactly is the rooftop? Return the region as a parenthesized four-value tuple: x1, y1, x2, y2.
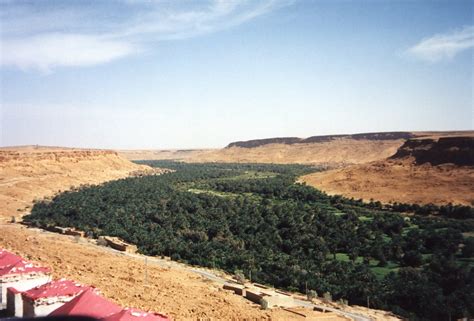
(22, 279, 89, 300)
(0, 248, 23, 268)
(0, 259, 50, 277)
(49, 288, 122, 318)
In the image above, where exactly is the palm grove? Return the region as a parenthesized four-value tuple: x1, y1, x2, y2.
(25, 161, 474, 320)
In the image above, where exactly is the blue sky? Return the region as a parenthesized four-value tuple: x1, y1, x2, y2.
(1, 0, 473, 149)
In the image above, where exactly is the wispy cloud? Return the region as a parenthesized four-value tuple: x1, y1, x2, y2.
(2, 34, 136, 72)
(0, 0, 290, 71)
(406, 25, 474, 62)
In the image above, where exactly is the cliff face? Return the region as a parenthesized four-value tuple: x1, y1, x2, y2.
(226, 137, 302, 148)
(301, 135, 474, 206)
(390, 137, 474, 166)
(226, 132, 415, 148)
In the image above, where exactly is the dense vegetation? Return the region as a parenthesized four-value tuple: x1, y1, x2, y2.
(25, 161, 474, 320)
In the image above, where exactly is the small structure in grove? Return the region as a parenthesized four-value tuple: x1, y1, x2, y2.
(49, 288, 122, 319)
(223, 283, 246, 296)
(0, 249, 51, 312)
(47, 226, 85, 237)
(223, 281, 297, 309)
(99, 236, 138, 253)
(22, 279, 89, 317)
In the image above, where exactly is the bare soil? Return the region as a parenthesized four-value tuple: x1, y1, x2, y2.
(301, 158, 474, 206)
(119, 139, 404, 166)
(0, 146, 155, 217)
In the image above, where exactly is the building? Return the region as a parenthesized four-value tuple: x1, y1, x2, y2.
(0, 250, 51, 311)
(223, 282, 246, 296)
(101, 308, 170, 321)
(243, 285, 297, 309)
(6, 287, 23, 317)
(47, 226, 85, 237)
(49, 288, 122, 319)
(0, 249, 22, 268)
(99, 236, 138, 253)
(22, 279, 89, 317)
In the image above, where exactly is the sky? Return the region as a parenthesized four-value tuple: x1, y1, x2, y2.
(1, 0, 473, 149)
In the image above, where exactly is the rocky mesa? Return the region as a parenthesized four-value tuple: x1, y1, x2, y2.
(119, 131, 415, 166)
(301, 135, 474, 206)
(0, 146, 158, 218)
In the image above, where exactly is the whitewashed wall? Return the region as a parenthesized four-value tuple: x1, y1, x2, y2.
(0, 275, 51, 309)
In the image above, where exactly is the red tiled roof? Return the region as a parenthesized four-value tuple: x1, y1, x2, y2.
(49, 288, 122, 318)
(0, 249, 23, 268)
(22, 279, 89, 300)
(0, 259, 50, 277)
(101, 308, 171, 321)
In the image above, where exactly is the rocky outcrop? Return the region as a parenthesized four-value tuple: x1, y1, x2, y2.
(226, 132, 415, 148)
(226, 137, 303, 148)
(390, 137, 474, 166)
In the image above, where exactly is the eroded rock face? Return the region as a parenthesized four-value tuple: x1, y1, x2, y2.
(226, 132, 416, 148)
(391, 137, 474, 166)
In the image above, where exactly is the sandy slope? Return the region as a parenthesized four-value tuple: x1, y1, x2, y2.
(0, 223, 266, 320)
(119, 131, 474, 166)
(119, 139, 405, 166)
(301, 158, 474, 206)
(0, 146, 156, 217)
(301, 134, 474, 206)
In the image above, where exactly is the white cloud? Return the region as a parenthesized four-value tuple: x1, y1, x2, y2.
(406, 25, 474, 62)
(1, 34, 136, 72)
(0, 0, 290, 71)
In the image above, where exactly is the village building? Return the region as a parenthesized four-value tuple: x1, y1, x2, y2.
(100, 308, 170, 321)
(223, 282, 246, 296)
(0, 249, 51, 312)
(6, 287, 23, 317)
(225, 282, 297, 309)
(22, 279, 89, 317)
(49, 287, 122, 319)
(0, 249, 22, 268)
(99, 236, 138, 253)
(47, 226, 85, 237)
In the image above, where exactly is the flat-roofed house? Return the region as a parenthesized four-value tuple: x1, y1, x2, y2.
(22, 279, 89, 317)
(6, 287, 23, 316)
(0, 249, 51, 312)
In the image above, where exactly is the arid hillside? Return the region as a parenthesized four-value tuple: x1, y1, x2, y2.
(120, 137, 408, 166)
(119, 131, 473, 167)
(0, 146, 158, 218)
(301, 135, 474, 206)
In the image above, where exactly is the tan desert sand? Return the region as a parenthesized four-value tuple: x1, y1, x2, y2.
(119, 139, 405, 166)
(301, 134, 474, 205)
(300, 158, 474, 206)
(0, 146, 157, 218)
